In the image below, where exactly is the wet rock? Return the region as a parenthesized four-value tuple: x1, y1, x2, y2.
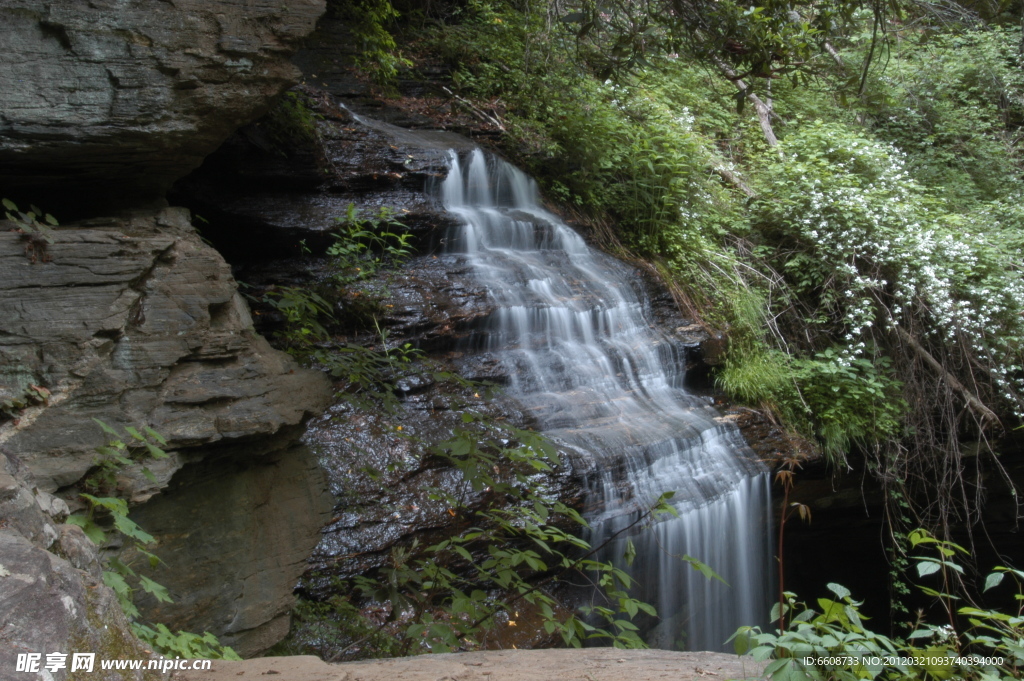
(170, 85, 466, 265)
(300, 384, 587, 594)
(126, 436, 334, 657)
(364, 255, 495, 350)
(0, 0, 326, 214)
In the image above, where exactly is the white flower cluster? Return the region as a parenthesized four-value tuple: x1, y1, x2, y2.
(772, 127, 1024, 415)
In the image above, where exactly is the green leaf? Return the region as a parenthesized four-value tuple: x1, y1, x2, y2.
(139, 575, 173, 603)
(103, 570, 131, 597)
(143, 427, 167, 445)
(144, 442, 167, 459)
(827, 583, 851, 600)
(731, 626, 753, 655)
(112, 514, 155, 544)
(624, 539, 637, 567)
(984, 572, 1004, 591)
(67, 514, 106, 545)
(93, 419, 122, 438)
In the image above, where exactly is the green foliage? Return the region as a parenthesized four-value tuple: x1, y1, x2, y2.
(327, 203, 415, 286)
(263, 286, 335, 353)
(733, 583, 909, 680)
(3, 197, 57, 244)
(132, 624, 242, 661)
(331, 0, 412, 87)
(77, 419, 169, 495)
(735, 531, 1024, 680)
(752, 121, 1024, 419)
(720, 346, 906, 458)
(862, 26, 1024, 206)
(258, 203, 417, 394)
(3, 197, 58, 263)
(261, 287, 423, 400)
(260, 91, 321, 153)
(66, 421, 240, 661)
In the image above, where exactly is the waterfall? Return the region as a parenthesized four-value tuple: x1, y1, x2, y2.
(438, 148, 773, 652)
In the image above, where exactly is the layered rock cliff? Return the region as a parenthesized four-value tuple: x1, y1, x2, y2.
(1, 208, 330, 495)
(1, 0, 330, 668)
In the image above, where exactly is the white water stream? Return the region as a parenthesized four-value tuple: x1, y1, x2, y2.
(438, 149, 772, 651)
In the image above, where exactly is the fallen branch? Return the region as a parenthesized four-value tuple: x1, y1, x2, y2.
(442, 86, 506, 132)
(894, 325, 1001, 428)
(824, 41, 845, 68)
(712, 163, 756, 197)
(713, 58, 781, 151)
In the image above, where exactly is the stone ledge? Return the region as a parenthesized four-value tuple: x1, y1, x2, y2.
(174, 649, 766, 681)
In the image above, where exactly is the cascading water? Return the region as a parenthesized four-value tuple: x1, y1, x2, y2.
(437, 148, 773, 652)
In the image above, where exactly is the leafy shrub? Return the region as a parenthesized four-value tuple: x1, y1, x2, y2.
(752, 122, 1024, 419)
(327, 203, 414, 286)
(330, 0, 412, 87)
(863, 26, 1024, 206)
(734, 530, 1024, 680)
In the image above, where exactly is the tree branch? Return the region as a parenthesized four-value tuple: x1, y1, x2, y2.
(894, 325, 1001, 429)
(712, 58, 781, 151)
(442, 87, 506, 132)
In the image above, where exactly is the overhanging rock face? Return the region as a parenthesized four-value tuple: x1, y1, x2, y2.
(0, 0, 325, 212)
(0, 207, 331, 495)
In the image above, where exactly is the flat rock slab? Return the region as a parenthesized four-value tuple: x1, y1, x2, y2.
(175, 650, 765, 681)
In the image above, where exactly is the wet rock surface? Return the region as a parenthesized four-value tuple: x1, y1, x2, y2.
(0, 0, 326, 214)
(170, 86, 465, 265)
(300, 382, 589, 592)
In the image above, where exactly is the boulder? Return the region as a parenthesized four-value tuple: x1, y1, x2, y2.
(0, 452, 157, 681)
(126, 438, 333, 657)
(0, 0, 326, 214)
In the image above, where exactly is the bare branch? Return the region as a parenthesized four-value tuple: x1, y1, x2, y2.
(893, 325, 1001, 429)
